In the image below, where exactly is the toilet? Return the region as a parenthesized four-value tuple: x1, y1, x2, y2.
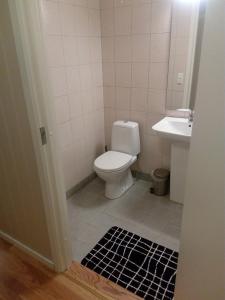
(94, 121, 140, 199)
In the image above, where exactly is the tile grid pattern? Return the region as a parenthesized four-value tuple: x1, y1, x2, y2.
(82, 226, 178, 300)
(40, 0, 105, 190)
(101, 0, 173, 173)
(40, 0, 190, 192)
(68, 178, 182, 262)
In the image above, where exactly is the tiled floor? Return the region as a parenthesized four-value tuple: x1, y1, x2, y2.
(67, 177, 183, 262)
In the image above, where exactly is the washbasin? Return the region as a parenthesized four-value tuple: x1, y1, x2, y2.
(152, 117, 192, 142)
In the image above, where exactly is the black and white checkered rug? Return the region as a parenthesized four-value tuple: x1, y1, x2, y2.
(81, 227, 178, 300)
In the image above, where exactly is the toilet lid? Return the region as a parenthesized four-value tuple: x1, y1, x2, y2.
(94, 151, 133, 172)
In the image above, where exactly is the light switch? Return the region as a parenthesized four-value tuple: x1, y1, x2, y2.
(177, 73, 184, 85)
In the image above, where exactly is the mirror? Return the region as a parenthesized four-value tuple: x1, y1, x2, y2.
(166, 0, 201, 110)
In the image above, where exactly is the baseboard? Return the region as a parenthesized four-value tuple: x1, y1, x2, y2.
(66, 172, 97, 199)
(132, 170, 152, 182)
(0, 230, 54, 269)
(66, 171, 151, 200)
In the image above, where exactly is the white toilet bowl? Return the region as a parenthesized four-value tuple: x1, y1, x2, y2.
(94, 151, 137, 199)
(94, 120, 140, 199)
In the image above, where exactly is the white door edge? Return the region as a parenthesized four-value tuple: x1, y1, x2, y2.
(8, 0, 73, 272)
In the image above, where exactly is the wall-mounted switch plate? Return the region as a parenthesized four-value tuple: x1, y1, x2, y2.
(177, 72, 184, 85)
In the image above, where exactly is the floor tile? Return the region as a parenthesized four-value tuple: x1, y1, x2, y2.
(67, 178, 183, 261)
(71, 238, 94, 262)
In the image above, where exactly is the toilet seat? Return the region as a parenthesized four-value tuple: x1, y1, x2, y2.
(94, 151, 134, 172)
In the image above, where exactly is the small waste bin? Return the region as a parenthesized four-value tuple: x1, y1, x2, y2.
(150, 168, 170, 196)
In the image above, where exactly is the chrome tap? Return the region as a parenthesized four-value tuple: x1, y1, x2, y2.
(188, 110, 194, 123)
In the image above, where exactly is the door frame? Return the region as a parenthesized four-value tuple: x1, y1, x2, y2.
(8, 0, 72, 272)
(183, 1, 201, 109)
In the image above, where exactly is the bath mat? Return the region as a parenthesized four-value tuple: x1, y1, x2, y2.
(81, 226, 178, 300)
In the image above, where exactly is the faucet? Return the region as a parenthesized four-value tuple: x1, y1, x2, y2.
(188, 109, 194, 123)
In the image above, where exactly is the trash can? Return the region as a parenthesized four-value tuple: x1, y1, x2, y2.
(150, 168, 170, 196)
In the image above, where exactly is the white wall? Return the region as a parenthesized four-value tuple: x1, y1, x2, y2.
(40, 0, 105, 191)
(175, 0, 225, 299)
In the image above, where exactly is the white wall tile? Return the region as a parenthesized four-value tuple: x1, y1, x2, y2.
(59, 3, 78, 35)
(41, 1, 104, 190)
(82, 89, 94, 113)
(148, 135, 164, 171)
(76, 6, 90, 36)
(78, 37, 90, 64)
(150, 33, 170, 62)
(89, 9, 101, 36)
(55, 95, 70, 124)
(88, 0, 100, 9)
(80, 65, 92, 90)
(45, 35, 65, 67)
(114, 0, 132, 7)
(58, 121, 73, 150)
(137, 134, 151, 173)
(132, 35, 150, 62)
(70, 0, 88, 6)
(41, 1, 61, 35)
(148, 89, 166, 114)
(115, 87, 131, 110)
(131, 88, 148, 112)
(66, 66, 81, 92)
(132, 62, 149, 88)
(175, 37, 189, 56)
(103, 87, 116, 108)
(151, 1, 172, 34)
(104, 107, 116, 128)
(91, 63, 103, 86)
(102, 37, 114, 62)
(93, 87, 104, 110)
(60, 145, 78, 191)
(68, 92, 83, 117)
(149, 62, 168, 90)
(115, 6, 132, 35)
(70, 115, 85, 141)
(101, 9, 114, 36)
(130, 110, 147, 135)
(132, 4, 151, 34)
(100, 0, 114, 9)
(89, 37, 102, 63)
(103, 63, 115, 86)
(132, 0, 151, 5)
(115, 36, 132, 62)
(50, 67, 68, 97)
(116, 62, 132, 87)
(63, 36, 79, 66)
(116, 109, 130, 121)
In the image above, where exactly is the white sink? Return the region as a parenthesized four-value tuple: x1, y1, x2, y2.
(152, 117, 192, 142)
